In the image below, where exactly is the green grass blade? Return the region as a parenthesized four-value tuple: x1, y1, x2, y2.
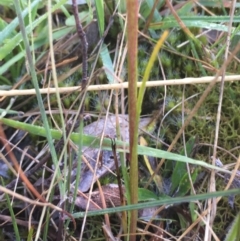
(1, 178, 20, 241)
(13, 0, 64, 193)
(94, 0, 104, 36)
(100, 44, 114, 83)
(137, 31, 168, 115)
(170, 137, 195, 195)
(224, 212, 240, 241)
(72, 189, 240, 218)
(0, 117, 232, 174)
(150, 17, 240, 34)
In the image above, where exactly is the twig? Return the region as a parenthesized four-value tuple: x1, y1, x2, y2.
(71, 1, 89, 239)
(71, 0, 88, 87)
(207, 1, 237, 240)
(2, 75, 240, 97)
(0, 125, 45, 203)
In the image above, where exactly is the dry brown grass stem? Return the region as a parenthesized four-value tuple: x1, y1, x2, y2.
(207, 1, 237, 240)
(0, 185, 63, 210)
(0, 184, 77, 230)
(1, 75, 240, 98)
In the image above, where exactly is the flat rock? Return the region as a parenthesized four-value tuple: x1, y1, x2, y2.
(74, 114, 153, 192)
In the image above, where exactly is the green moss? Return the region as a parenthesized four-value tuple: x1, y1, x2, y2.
(184, 61, 194, 76)
(167, 31, 180, 45)
(160, 51, 172, 68)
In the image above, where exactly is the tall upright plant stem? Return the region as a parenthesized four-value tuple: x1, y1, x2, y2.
(72, 0, 88, 87)
(126, 0, 139, 240)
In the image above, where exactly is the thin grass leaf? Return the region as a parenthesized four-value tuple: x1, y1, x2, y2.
(189, 202, 198, 223)
(1, 178, 20, 241)
(72, 189, 240, 218)
(65, 11, 93, 26)
(0, 108, 22, 117)
(224, 212, 240, 241)
(0, 0, 14, 7)
(199, 0, 240, 8)
(0, 18, 17, 40)
(100, 44, 114, 83)
(173, 168, 199, 197)
(163, 15, 240, 22)
(0, 117, 233, 174)
(27, 226, 34, 241)
(138, 188, 159, 201)
(94, 0, 104, 36)
(137, 31, 168, 115)
(175, 1, 193, 15)
(140, 136, 164, 193)
(170, 136, 195, 195)
(150, 17, 240, 34)
(13, 0, 64, 196)
(140, 0, 162, 22)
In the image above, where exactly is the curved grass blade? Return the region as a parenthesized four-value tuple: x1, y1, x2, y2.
(72, 189, 240, 218)
(137, 31, 168, 115)
(224, 212, 240, 241)
(94, 0, 104, 36)
(100, 44, 114, 83)
(0, 117, 233, 174)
